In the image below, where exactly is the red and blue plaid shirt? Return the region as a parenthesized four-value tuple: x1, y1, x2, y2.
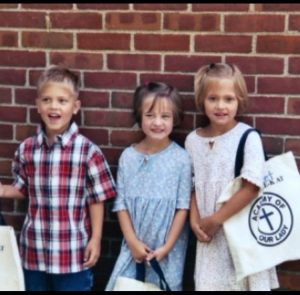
(12, 122, 116, 273)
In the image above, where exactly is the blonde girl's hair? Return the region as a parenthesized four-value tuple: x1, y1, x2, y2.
(37, 65, 80, 98)
(194, 63, 248, 114)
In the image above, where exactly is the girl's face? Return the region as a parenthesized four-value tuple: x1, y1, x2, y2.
(203, 78, 239, 131)
(141, 95, 174, 142)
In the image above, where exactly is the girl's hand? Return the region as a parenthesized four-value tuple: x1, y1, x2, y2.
(199, 215, 222, 238)
(129, 239, 152, 263)
(83, 237, 101, 268)
(191, 221, 211, 242)
(146, 246, 168, 262)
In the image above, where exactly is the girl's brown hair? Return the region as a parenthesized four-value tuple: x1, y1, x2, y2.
(133, 82, 183, 127)
(194, 63, 248, 115)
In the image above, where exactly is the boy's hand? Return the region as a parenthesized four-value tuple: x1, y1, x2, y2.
(83, 237, 101, 268)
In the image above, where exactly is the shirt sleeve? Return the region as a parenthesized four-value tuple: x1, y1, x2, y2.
(12, 143, 27, 196)
(240, 131, 265, 189)
(112, 152, 127, 212)
(176, 153, 193, 209)
(86, 146, 116, 204)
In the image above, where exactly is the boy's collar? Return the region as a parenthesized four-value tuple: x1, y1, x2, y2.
(36, 121, 79, 148)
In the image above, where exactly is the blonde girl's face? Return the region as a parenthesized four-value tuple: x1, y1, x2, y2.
(141, 95, 174, 143)
(203, 78, 239, 131)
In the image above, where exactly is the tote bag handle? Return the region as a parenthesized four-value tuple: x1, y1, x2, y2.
(136, 258, 171, 291)
(234, 128, 267, 178)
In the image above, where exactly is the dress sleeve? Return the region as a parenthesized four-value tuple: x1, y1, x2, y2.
(86, 146, 116, 204)
(112, 152, 127, 212)
(176, 153, 193, 209)
(240, 131, 265, 189)
(12, 144, 27, 196)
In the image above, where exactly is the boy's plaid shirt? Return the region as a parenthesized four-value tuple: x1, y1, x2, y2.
(12, 122, 116, 273)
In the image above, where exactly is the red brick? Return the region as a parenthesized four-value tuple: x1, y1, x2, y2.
(256, 117, 300, 136)
(22, 32, 73, 49)
(0, 159, 12, 176)
(0, 106, 26, 122)
(0, 143, 17, 157)
(50, 52, 103, 70)
(15, 89, 36, 106)
(0, 199, 14, 213)
(50, 13, 102, 29)
(244, 76, 255, 94)
(140, 73, 193, 92)
(79, 128, 109, 146)
(77, 4, 129, 10)
(192, 4, 249, 11)
(135, 34, 189, 52)
(111, 130, 143, 146)
(225, 15, 284, 32)
(286, 139, 300, 157)
(0, 69, 26, 86)
(0, 88, 12, 104)
(134, 4, 187, 10)
(226, 56, 284, 74)
(77, 33, 130, 50)
(0, 11, 45, 28)
(261, 136, 283, 155)
(101, 148, 123, 166)
(0, 31, 17, 47)
(106, 12, 160, 30)
(195, 35, 252, 53)
(279, 261, 300, 272)
(288, 98, 300, 115)
(181, 94, 197, 112)
(0, 4, 17, 9)
(289, 15, 300, 31)
(84, 110, 134, 127)
(84, 72, 136, 90)
(258, 77, 300, 94)
(164, 13, 220, 31)
(249, 96, 284, 114)
(257, 4, 300, 11)
(289, 57, 300, 74)
(22, 4, 72, 9)
(111, 92, 134, 109)
(80, 91, 109, 108)
(165, 55, 220, 72)
(257, 36, 300, 54)
(16, 125, 37, 141)
(0, 124, 13, 140)
(0, 50, 45, 67)
(107, 54, 160, 71)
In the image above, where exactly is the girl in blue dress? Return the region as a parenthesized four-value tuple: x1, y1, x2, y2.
(105, 82, 192, 291)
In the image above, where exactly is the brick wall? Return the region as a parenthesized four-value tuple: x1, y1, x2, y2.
(0, 3, 299, 291)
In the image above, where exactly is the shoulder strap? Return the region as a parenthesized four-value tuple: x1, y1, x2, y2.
(234, 128, 267, 178)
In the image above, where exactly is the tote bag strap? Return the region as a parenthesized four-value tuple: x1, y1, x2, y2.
(135, 258, 171, 291)
(234, 128, 267, 178)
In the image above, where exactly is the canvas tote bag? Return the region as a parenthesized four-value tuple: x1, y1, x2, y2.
(0, 211, 25, 291)
(217, 129, 300, 282)
(113, 258, 171, 291)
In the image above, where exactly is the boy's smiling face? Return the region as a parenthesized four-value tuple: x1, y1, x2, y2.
(36, 81, 80, 142)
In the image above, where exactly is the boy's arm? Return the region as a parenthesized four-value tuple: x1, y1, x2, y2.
(83, 202, 104, 268)
(0, 182, 25, 199)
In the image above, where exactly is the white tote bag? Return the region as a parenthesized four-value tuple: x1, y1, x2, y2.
(0, 226, 25, 291)
(217, 129, 300, 281)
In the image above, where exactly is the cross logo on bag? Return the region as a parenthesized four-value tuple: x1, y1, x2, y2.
(248, 192, 293, 247)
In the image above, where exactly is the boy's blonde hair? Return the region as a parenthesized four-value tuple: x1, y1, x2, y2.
(37, 65, 80, 98)
(194, 63, 248, 115)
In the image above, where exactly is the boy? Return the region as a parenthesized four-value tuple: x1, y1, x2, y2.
(0, 66, 116, 291)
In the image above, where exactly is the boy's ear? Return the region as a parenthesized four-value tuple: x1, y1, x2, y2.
(73, 99, 81, 115)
